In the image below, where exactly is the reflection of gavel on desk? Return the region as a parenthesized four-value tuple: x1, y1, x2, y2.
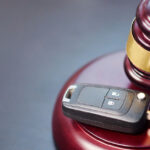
(53, 0, 150, 149)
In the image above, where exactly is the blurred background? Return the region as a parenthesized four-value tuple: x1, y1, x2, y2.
(0, 0, 139, 149)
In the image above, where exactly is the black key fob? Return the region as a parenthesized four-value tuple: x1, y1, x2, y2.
(62, 84, 150, 134)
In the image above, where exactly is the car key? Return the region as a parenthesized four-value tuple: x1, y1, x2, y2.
(62, 83, 150, 134)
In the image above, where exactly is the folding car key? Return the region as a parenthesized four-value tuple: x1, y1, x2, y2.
(62, 84, 150, 134)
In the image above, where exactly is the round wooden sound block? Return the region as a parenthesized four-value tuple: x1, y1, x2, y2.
(52, 51, 150, 150)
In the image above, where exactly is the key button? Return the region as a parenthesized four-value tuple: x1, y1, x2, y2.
(106, 89, 126, 100)
(102, 98, 124, 110)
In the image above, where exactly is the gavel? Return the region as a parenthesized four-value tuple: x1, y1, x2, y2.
(125, 0, 150, 88)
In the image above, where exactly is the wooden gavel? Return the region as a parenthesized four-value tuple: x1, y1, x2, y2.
(125, 0, 150, 88)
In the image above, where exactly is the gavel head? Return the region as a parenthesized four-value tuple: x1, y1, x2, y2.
(124, 0, 150, 88)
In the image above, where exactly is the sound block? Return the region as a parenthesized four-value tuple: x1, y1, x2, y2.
(52, 51, 150, 150)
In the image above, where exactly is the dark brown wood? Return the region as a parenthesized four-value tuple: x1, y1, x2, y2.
(124, 56, 150, 88)
(133, 0, 150, 50)
(52, 51, 150, 150)
(136, 0, 150, 36)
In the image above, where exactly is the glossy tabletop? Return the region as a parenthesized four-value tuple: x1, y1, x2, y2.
(0, 0, 139, 149)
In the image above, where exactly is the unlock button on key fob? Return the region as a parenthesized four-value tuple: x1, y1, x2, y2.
(102, 98, 124, 110)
